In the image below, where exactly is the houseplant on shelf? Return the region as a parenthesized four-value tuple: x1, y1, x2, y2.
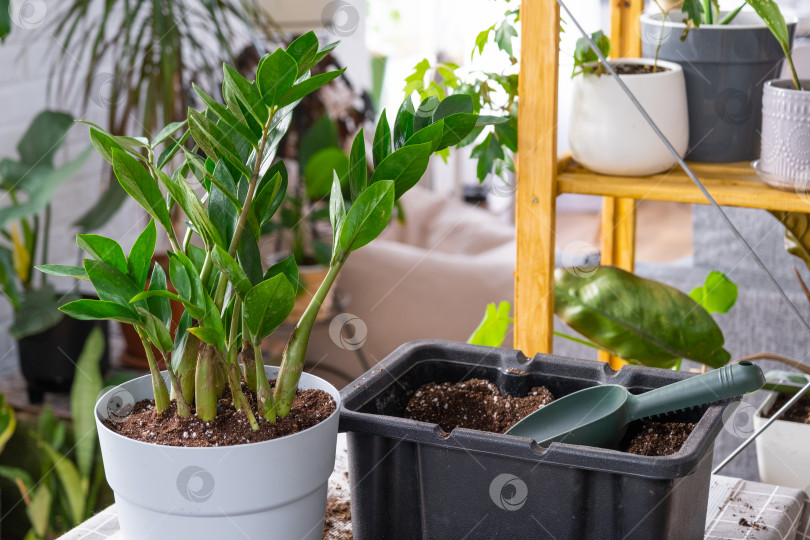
(640, 2, 798, 162)
(568, 32, 689, 176)
(41, 32, 497, 539)
(0, 110, 109, 403)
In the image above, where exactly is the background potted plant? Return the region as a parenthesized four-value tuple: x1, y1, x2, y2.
(43, 31, 496, 538)
(640, 1, 798, 162)
(0, 110, 109, 403)
(568, 32, 689, 176)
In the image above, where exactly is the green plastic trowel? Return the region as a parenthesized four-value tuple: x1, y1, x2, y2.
(506, 361, 765, 449)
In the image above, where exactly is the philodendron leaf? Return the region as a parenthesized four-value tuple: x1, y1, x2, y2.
(243, 274, 296, 341)
(337, 180, 395, 256)
(746, 0, 791, 51)
(77, 234, 128, 274)
(70, 327, 104, 478)
(554, 266, 730, 369)
(368, 142, 432, 199)
(769, 211, 810, 272)
(689, 271, 738, 314)
(111, 149, 173, 237)
(468, 301, 513, 347)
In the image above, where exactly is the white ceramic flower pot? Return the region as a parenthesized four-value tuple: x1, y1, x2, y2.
(569, 58, 689, 176)
(756, 79, 810, 191)
(95, 366, 341, 540)
(753, 392, 810, 494)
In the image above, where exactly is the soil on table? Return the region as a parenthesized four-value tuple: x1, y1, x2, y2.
(763, 393, 810, 424)
(103, 383, 335, 447)
(322, 496, 352, 540)
(404, 379, 695, 455)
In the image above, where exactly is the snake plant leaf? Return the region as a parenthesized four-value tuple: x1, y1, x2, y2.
(256, 48, 298, 107)
(337, 180, 395, 255)
(77, 234, 128, 274)
(70, 327, 104, 478)
(468, 301, 512, 347)
(39, 441, 85, 525)
(689, 271, 738, 314)
(554, 266, 731, 369)
(127, 220, 157, 290)
(769, 211, 810, 272)
(243, 274, 296, 342)
(373, 109, 392, 167)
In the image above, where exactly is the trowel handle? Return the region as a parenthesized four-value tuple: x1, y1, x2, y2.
(626, 361, 765, 421)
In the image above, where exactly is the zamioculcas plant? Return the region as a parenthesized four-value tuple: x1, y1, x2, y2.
(40, 32, 502, 426)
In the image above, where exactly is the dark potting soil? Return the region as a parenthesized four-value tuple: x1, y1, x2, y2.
(322, 496, 352, 540)
(103, 384, 335, 447)
(404, 379, 695, 455)
(763, 393, 810, 424)
(611, 64, 669, 75)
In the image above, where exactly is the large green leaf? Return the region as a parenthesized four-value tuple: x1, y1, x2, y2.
(286, 32, 319, 76)
(280, 68, 346, 107)
(146, 263, 172, 326)
(77, 234, 128, 274)
(468, 301, 512, 347)
(70, 327, 104, 478)
(349, 129, 367, 201)
(84, 259, 142, 313)
(127, 220, 157, 290)
(372, 110, 392, 168)
(256, 49, 298, 107)
(111, 149, 173, 236)
(392, 98, 416, 149)
(36, 264, 88, 281)
(264, 254, 301, 294)
(60, 299, 141, 325)
(211, 245, 252, 299)
(554, 266, 730, 368)
(161, 169, 223, 249)
(368, 143, 432, 199)
(243, 274, 296, 341)
(222, 64, 268, 125)
(188, 109, 251, 179)
(17, 110, 74, 168)
(337, 180, 395, 255)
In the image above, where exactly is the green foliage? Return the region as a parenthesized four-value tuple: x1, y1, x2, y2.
(572, 31, 611, 78)
(689, 271, 738, 314)
(554, 266, 731, 369)
(468, 301, 512, 347)
(0, 394, 15, 455)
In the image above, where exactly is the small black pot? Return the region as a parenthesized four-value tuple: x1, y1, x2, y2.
(18, 315, 110, 403)
(340, 340, 730, 540)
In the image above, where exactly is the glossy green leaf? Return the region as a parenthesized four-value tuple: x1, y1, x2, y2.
(138, 308, 173, 352)
(161, 169, 223, 249)
(222, 64, 268, 125)
(554, 266, 731, 368)
(256, 49, 298, 107)
(338, 180, 395, 255)
(188, 108, 251, 179)
(187, 326, 224, 349)
(146, 263, 172, 326)
(368, 142, 432, 199)
(70, 327, 104, 478)
(127, 220, 157, 290)
(434, 94, 474, 119)
(372, 110, 392, 168)
(280, 68, 346, 107)
(405, 120, 444, 153)
(264, 254, 301, 294)
(193, 83, 259, 147)
(254, 171, 286, 226)
(84, 259, 142, 312)
(208, 160, 239, 244)
(77, 234, 128, 274)
(237, 232, 263, 285)
(468, 301, 512, 347)
(689, 271, 738, 314)
(393, 98, 416, 150)
(36, 264, 89, 281)
(349, 129, 367, 200)
(286, 32, 319, 76)
(212, 245, 252, 299)
(437, 113, 478, 151)
(111, 149, 173, 237)
(413, 96, 439, 132)
(470, 132, 505, 181)
(152, 121, 187, 147)
(243, 274, 296, 341)
(60, 299, 141, 324)
(330, 171, 347, 251)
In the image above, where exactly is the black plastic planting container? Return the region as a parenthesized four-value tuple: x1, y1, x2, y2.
(339, 340, 730, 540)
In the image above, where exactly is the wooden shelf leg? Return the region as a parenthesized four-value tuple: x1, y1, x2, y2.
(514, 0, 559, 357)
(599, 196, 637, 369)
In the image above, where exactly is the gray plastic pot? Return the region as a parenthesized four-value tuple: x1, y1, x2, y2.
(95, 366, 340, 540)
(756, 79, 810, 190)
(640, 10, 797, 163)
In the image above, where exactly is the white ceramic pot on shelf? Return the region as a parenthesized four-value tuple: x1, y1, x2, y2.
(95, 366, 341, 540)
(753, 391, 810, 495)
(569, 58, 689, 176)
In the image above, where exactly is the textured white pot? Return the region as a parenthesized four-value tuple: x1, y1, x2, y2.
(569, 58, 689, 176)
(757, 79, 810, 190)
(754, 392, 810, 494)
(95, 366, 341, 540)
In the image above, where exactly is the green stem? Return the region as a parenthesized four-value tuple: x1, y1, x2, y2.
(195, 345, 220, 421)
(785, 52, 804, 92)
(174, 333, 198, 405)
(274, 260, 343, 416)
(253, 340, 275, 422)
(242, 339, 258, 393)
(222, 357, 259, 430)
(136, 329, 170, 413)
(158, 350, 192, 417)
(40, 205, 50, 287)
(703, 0, 713, 24)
